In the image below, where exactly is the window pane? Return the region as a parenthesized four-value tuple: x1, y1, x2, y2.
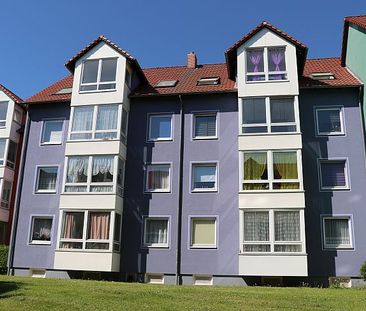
(320, 161, 346, 188)
(191, 219, 215, 246)
(274, 211, 300, 241)
(66, 157, 89, 183)
(244, 244, 270, 252)
(244, 212, 269, 241)
(92, 156, 114, 183)
(146, 164, 170, 191)
(0, 102, 8, 122)
(7, 141, 17, 168)
(32, 218, 52, 242)
(82, 60, 99, 84)
(72, 106, 94, 132)
(42, 121, 63, 144)
(88, 212, 110, 240)
(273, 152, 298, 181)
(145, 219, 168, 245)
(37, 167, 58, 191)
(0, 139, 6, 162)
(1, 181, 11, 208)
(100, 59, 117, 82)
(247, 49, 264, 73)
(96, 105, 118, 131)
(317, 109, 342, 133)
(149, 115, 172, 140)
(114, 214, 121, 243)
(244, 152, 268, 180)
(270, 98, 295, 123)
(61, 212, 84, 239)
(242, 98, 266, 124)
(193, 165, 216, 189)
(324, 218, 351, 247)
(194, 115, 216, 137)
(268, 47, 286, 72)
(242, 126, 268, 134)
(121, 108, 128, 137)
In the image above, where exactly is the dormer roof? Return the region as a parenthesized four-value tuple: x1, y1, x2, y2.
(0, 83, 23, 103)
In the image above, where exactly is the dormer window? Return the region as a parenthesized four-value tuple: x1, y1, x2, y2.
(246, 47, 287, 82)
(80, 58, 117, 92)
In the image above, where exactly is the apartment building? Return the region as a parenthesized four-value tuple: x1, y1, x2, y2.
(8, 17, 366, 286)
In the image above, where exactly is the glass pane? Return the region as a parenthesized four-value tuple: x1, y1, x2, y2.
(317, 109, 342, 133)
(0, 139, 6, 159)
(80, 85, 97, 92)
(191, 219, 215, 246)
(121, 108, 128, 136)
(98, 83, 116, 90)
(269, 73, 287, 81)
(72, 106, 94, 132)
(324, 218, 350, 246)
(321, 161, 346, 187)
(271, 125, 296, 133)
(92, 156, 114, 182)
(94, 132, 117, 139)
(146, 165, 170, 191)
(42, 121, 63, 143)
(273, 182, 299, 190)
(149, 115, 171, 140)
(66, 157, 89, 183)
(32, 218, 52, 241)
(268, 47, 286, 72)
(274, 245, 301, 252)
(100, 59, 117, 82)
(247, 74, 265, 82)
(242, 126, 268, 134)
(0, 102, 8, 121)
(193, 165, 216, 189)
(88, 212, 110, 240)
(60, 242, 82, 249)
(244, 244, 270, 252)
(90, 185, 113, 192)
(244, 212, 269, 241)
(274, 211, 300, 241)
(246, 49, 264, 73)
(273, 152, 298, 179)
(37, 167, 58, 191)
(1, 180, 11, 208)
(70, 133, 92, 140)
(65, 186, 87, 192)
(145, 219, 168, 245)
(270, 98, 295, 123)
(7, 141, 17, 167)
(114, 214, 121, 243)
(194, 115, 216, 137)
(243, 152, 268, 180)
(82, 60, 99, 84)
(242, 98, 266, 124)
(243, 183, 269, 190)
(61, 212, 84, 239)
(86, 242, 109, 249)
(96, 105, 118, 131)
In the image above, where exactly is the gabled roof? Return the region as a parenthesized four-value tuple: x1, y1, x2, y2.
(65, 35, 147, 83)
(341, 15, 366, 66)
(225, 21, 308, 80)
(0, 83, 23, 103)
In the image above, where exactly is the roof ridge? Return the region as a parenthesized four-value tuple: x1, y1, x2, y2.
(142, 63, 226, 70)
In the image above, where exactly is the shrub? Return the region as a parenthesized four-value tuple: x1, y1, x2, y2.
(0, 244, 9, 274)
(361, 261, 366, 280)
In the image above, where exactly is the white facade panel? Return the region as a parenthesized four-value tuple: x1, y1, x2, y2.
(238, 134, 302, 150)
(65, 141, 121, 156)
(239, 192, 305, 208)
(59, 194, 122, 211)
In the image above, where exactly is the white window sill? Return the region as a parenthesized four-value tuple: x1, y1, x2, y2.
(61, 192, 116, 195)
(147, 138, 173, 142)
(40, 142, 63, 146)
(56, 248, 113, 253)
(239, 132, 301, 137)
(316, 132, 345, 137)
(192, 136, 218, 140)
(78, 88, 117, 94)
(143, 245, 169, 249)
(35, 190, 57, 194)
(320, 187, 350, 192)
(190, 245, 217, 249)
(191, 189, 218, 193)
(239, 190, 304, 194)
(239, 252, 307, 256)
(245, 79, 289, 84)
(29, 241, 52, 246)
(144, 190, 171, 194)
(67, 138, 119, 143)
(323, 246, 353, 251)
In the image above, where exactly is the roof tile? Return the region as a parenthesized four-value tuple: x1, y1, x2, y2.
(0, 84, 23, 103)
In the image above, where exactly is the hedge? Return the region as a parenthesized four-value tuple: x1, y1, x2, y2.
(0, 244, 8, 274)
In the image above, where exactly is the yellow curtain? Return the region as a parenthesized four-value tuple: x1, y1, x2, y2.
(244, 153, 267, 190)
(273, 152, 298, 190)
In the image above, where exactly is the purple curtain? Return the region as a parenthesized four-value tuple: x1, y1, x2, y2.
(249, 52, 262, 72)
(270, 50, 284, 71)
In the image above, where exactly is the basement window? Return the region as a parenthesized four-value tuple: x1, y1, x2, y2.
(197, 77, 220, 86)
(155, 80, 178, 88)
(54, 88, 73, 95)
(310, 72, 335, 80)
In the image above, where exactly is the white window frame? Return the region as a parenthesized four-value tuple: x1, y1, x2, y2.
(142, 216, 170, 248)
(241, 209, 305, 254)
(318, 158, 350, 191)
(191, 162, 218, 192)
(63, 155, 118, 194)
(144, 163, 171, 193)
(0, 101, 8, 128)
(68, 104, 122, 142)
(241, 150, 302, 192)
(245, 46, 288, 83)
(192, 112, 218, 140)
(147, 114, 173, 142)
(35, 165, 59, 194)
(240, 97, 299, 135)
(315, 106, 345, 136)
(40, 119, 64, 145)
(321, 215, 354, 250)
(79, 58, 118, 93)
(29, 215, 53, 245)
(189, 217, 217, 249)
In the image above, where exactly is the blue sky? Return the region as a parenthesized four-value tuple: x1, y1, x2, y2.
(1, 0, 365, 99)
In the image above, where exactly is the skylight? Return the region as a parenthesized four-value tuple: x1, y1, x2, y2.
(197, 77, 220, 86)
(310, 72, 335, 80)
(54, 88, 73, 95)
(155, 80, 178, 88)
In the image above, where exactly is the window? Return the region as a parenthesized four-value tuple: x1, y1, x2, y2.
(155, 80, 178, 88)
(0, 222, 7, 244)
(70, 104, 119, 141)
(117, 158, 125, 197)
(30, 217, 52, 245)
(241, 97, 296, 134)
(113, 214, 121, 252)
(0, 139, 5, 165)
(193, 275, 213, 286)
(145, 164, 170, 192)
(243, 210, 303, 253)
(59, 211, 115, 250)
(322, 216, 353, 249)
(319, 159, 348, 190)
(65, 155, 116, 193)
(246, 47, 287, 82)
(315, 107, 344, 136)
(191, 163, 217, 191)
(6, 140, 17, 169)
(148, 114, 172, 141)
(197, 77, 220, 86)
(1, 180, 12, 208)
(80, 58, 117, 92)
(14, 108, 22, 124)
(193, 114, 217, 139)
(190, 218, 216, 248)
(143, 217, 169, 247)
(146, 274, 164, 284)
(36, 166, 58, 193)
(41, 120, 63, 144)
(120, 107, 128, 144)
(0, 101, 8, 127)
(242, 151, 300, 191)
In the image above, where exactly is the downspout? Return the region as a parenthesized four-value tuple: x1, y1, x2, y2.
(7, 108, 30, 275)
(175, 95, 185, 285)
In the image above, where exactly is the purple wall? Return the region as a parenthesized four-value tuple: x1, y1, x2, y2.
(13, 103, 69, 269)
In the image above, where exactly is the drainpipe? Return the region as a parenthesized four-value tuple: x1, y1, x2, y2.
(175, 95, 185, 285)
(7, 108, 30, 275)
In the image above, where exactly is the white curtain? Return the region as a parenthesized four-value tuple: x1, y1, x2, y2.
(274, 211, 300, 241)
(146, 220, 167, 244)
(38, 168, 57, 190)
(96, 105, 118, 130)
(66, 157, 89, 183)
(72, 106, 93, 131)
(92, 156, 114, 176)
(244, 212, 269, 241)
(33, 218, 52, 241)
(147, 165, 169, 190)
(325, 219, 350, 246)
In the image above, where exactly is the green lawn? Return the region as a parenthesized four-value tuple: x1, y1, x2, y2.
(1, 276, 366, 310)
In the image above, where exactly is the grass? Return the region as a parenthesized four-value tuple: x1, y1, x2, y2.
(0, 276, 366, 310)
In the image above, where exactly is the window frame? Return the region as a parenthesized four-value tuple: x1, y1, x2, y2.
(321, 215, 354, 250)
(147, 113, 173, 142)
(192, 112, 218, 140)
(191, 162, 218, 192)
(79, 58, 118, 93)
(189, 216, 217, 249)
(241, 150, 302, 192)
(35, 165, 59, 194)
(144, 163, 171, 193)
(314, 106, 345, 136)
(28, 215, 53, 245)
(40, 119, 64, 145)
(142, 216, 170, 248)
(318, 158, 350, 191)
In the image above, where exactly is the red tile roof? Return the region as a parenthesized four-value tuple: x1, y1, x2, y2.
(0, 83, 23, 103)
(225, 21, 308, 79)
(345, 15, 366, 29)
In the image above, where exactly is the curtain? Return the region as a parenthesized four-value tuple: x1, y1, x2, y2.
(38, 168, 57, 190)
(270, 98, 295, 123)
(195, 116, 216, 137)
(244, 212, 269, 241)
(32, 218, 52, 241)
(66, 157, 89, 183)
(248, 51, 263, 73)
(72, 106, 94, 132)
(65, 186, 87, 192)
(273, 152, 298, 187)
(274, 211, 300, 241)
(92, 156, 114, 183)
(147, 165, 169, 190)
(146, 220, 167, 244)
(321, 162, 346, 187)
(88, 213, 110, 240)
(325, 219, 350, 246)
(96, 105, 118, 131)
(268, 48, 285, 72)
